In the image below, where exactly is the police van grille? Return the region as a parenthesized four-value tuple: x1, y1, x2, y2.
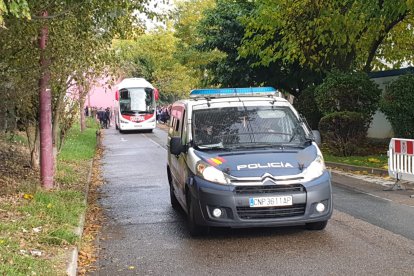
(234, 184, 305, 194)
(237, 204, 306, 219)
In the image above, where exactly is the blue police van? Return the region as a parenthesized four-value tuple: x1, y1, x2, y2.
(167, 87, 332, 236)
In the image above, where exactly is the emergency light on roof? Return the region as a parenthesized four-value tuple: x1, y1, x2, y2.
(190, 87, 278, 98)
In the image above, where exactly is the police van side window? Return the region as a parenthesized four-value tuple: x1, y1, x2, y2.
(175, 118, 180, 132)
(180, 110, 186, 144)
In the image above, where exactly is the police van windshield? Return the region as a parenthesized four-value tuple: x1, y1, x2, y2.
(119, 87, 154, 115)
(192, 106, 310, 149)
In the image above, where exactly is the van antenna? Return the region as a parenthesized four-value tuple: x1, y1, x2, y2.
(206, 96, 211, 107)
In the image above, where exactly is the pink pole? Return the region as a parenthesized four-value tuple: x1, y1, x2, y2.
(39, 11, 54, 189)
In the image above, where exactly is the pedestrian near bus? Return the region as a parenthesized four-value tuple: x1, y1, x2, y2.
(96, 108, 106, 129)
(105, 107, 111, 128)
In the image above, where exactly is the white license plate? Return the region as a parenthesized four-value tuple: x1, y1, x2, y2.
(249, 196, 293, 207)
(134, 124, 142, 127)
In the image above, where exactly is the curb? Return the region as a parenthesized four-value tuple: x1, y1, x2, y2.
(326, 161, 388, 177)
(66, 159, 94, 276)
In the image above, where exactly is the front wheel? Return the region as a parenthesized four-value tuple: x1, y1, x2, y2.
(305, 220, 328, 231)
(170, 184, 180, 210)
(186, 193, 209, 237)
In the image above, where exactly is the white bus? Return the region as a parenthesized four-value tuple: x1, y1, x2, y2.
(114, 78, 159, 132)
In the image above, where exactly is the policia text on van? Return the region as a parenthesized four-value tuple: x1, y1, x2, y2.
(166, 87, 332, 236)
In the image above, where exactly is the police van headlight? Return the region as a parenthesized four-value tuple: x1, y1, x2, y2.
(303, 154, 326, 181)
(196, 161, 230, 185)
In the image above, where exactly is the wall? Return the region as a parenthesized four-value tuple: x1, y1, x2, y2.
(367, 75, 396, 139)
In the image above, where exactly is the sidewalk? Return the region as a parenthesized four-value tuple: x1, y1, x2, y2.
(329, 167, 414, 206)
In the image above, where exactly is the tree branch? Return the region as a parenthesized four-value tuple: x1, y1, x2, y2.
(363, 11, 408, 72)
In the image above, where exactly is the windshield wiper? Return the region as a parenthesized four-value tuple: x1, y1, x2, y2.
(225, 143, 280, 150)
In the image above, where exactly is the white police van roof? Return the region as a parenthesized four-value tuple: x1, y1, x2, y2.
(189, 87, 281, 99)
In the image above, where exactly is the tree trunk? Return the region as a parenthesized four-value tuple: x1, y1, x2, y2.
(52, 90, 65, 162)
(363, 12, 407, 72)
(26, 124, 40, 170)
(39, 11, 54, 189)
(80, 88, 86, 132)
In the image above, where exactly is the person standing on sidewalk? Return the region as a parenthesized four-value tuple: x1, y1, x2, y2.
(105, 107, 111, 128)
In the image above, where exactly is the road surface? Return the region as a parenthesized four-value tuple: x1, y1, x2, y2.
(91, 127, 414, 275)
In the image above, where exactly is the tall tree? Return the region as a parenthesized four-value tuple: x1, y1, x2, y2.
(240, 0, 413, 73)
(0, 0, 151, 189)
(114, 29, 199, 101)
(190, 0, 320, 95)
(173, 0, 224, 87)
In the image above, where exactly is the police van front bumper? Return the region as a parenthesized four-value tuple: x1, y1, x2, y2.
(190, 171, 332, 228)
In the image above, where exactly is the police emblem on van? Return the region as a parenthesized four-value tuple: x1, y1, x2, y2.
(237, 162, 293, 170)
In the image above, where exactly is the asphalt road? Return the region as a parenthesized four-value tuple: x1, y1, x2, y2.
(91, 127, 414, 275)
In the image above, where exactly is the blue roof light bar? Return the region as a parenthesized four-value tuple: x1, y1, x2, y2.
(190, 87, 278, 98)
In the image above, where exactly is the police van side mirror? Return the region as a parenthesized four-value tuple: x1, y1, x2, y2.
(170, 137, 187, 155)
(312, 130, 321, 146)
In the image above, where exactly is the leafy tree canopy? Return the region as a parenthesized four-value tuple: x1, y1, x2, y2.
(240, 0, 414, 73)
(173, 0, 225, 87)
(113, 29, 199, 101)
(0, 0, 30, 27)
(192, 0, 321, 95)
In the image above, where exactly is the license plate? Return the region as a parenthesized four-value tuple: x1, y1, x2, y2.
(249, 196, 293, 207)
(134, 124, 142, 127)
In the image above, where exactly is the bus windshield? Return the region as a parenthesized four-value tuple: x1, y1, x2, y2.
(119, 87, 155, 115)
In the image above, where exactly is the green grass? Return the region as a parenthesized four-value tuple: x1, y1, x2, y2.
(58, 121, 98, 161)
(0, 119, 98, 275)
(0, 191, 85, 275)
(323, 153, 388, 169)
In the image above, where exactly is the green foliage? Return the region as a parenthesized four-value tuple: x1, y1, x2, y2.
(0, 0, 30, 27)
(174, 0, 311, 91)
(240, 0, 414, 72)
(319, 111, 368, 156)
(293, 86, 322, 129)
(380, 74, 414, 138)
(197, 0, 258, 87)
(173, 0, 224, 88)
(0, 0, 152, 164)
(114, 29, 199, 101)
(315, 71, 381, 120)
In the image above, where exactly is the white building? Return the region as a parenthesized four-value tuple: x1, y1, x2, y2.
(368, 67, 414, 139)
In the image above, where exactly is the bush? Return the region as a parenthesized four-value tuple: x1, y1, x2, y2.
(380, 74, 414, 139)
(294, 85, 323, 129)
(319, 111, 368, 156)
(315, 71, 381, 120)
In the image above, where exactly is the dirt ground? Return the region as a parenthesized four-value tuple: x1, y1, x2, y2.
(0, 136, 39, 195)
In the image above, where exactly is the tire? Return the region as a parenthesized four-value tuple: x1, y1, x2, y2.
(186, 193, 209, 237)
(170, 184, 180, 210)
(305, 220, 328, 231)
